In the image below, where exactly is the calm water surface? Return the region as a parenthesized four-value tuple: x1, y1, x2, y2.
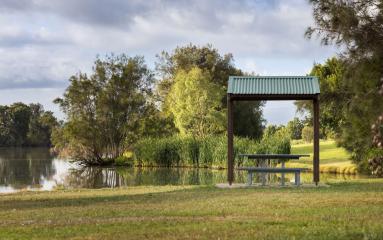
(0, 148, 368, 193)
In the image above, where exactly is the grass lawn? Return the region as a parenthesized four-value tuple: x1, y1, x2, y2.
(1, 179, 383, 239)
(289, 140, 357, 174)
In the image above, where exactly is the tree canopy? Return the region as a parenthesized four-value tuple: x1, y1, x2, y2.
(307, 0, 383, 59)
(307, 0, 383, 174)
(286, 117, 305, 140)
(50, 45, 266, 165)
(156, 44, 265, 139)
(54, 54, 157, 164)
(0, 103, 58, 147)
(168, 67, 225, 137)
(296, 57, 348, 138)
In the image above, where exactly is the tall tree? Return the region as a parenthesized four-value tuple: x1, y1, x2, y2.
(233, 101, 265, 139)
(9, 103, 31, 146)
(168, 67, 225, 137)
(27, 103, 58, 146)
(0, 105, 12, 146)
(286, 117, 305, 140)
(306, 0, 383, 59)
(54, 54, 154, 164)
(156, 44, 265, 139)
(307, 0, 383, 174)
(296, 57, 349, 138)
(0, 103, 58, 147)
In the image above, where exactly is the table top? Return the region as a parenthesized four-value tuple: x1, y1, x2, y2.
(238, 154, 310, 160)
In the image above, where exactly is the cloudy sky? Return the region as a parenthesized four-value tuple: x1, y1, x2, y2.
(0, 0, 338, 124)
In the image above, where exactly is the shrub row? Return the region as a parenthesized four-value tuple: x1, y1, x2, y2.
(133, 134, 290, 168)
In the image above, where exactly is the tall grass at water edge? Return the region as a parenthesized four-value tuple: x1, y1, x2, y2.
(134, 134, 290, 168)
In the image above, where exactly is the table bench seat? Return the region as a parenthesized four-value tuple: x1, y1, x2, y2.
(238, 167, 309, 186)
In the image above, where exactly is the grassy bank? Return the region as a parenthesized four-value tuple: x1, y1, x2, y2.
(288, 140, 357, 174)
(1, 179, 383, 239)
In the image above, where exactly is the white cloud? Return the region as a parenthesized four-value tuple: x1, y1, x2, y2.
(0, 0, 339, 123)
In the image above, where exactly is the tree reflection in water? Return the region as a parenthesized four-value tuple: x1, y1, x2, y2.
(0, 148, 368, 193)
(0, 148, 55, 189)
(63, 167, 365, 189)
(65, 167, 232, 188)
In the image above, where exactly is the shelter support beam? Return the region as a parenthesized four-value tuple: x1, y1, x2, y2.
(227, 94, 234, 185)
(313, 96, 320, 185)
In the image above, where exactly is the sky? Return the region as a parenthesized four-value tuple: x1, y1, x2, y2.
(0, 0, 338, 124)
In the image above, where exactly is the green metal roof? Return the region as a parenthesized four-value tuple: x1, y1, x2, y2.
(228, 76, 320, 95)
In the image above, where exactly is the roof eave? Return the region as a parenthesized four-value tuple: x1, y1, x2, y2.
(228, 93, 319, 101)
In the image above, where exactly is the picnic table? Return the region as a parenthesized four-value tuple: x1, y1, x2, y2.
(238, 154, 310, 186)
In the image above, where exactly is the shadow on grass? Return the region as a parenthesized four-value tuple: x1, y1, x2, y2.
(0, 186, 220, 211)
(1, 180, 382, 211)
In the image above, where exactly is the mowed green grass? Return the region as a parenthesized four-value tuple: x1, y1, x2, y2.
(291, 140, 351, 164)
(1, 180, 383, 240)
(289, 140, 357, 174)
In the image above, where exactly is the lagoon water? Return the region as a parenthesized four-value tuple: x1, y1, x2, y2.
(0, 148, 366, 193)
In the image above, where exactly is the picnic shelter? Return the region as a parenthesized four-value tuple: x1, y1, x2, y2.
(227, 76, 320, 185)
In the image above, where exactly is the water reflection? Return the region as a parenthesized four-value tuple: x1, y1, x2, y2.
(0, 148, 371, 193)
(0, 148, 53, 187)
(0, 148, 73, 192)
(59, 167, 365, 189)
(64, 168, 235, 188)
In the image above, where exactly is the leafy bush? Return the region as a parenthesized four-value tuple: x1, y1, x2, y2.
(302, 126, 314, 143)
(367, 148, 383, 176)
(134, 133, 290, 168)
(114, 155, 134, 167)
(253, 128, 290, 167)
(286, 117, 304, 140)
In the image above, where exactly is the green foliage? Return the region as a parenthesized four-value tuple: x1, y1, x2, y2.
(138, 104, 176, 138)
(263, 124, 284, 139)
(306, 0, 382, 58)
(168, 67, 225, 137)
(257, 127, 291, 155)
(27, 104, 58, 146)
(134, 133, 290, 168)
(366, 112, 383, 175)
(286, 117, 304, 140)
(295, 58, 347, 138)
(299, 57, 382, 173)
(0, 103, 58, 147)
(233, 101, 265, 140)
(156, 44, 265, 139)
(307, 0, 383, 175)
(114, 155, 134, 167)
(340, 57, 383, 172)
(156, 43, 241, 97)
(53, 54, 155, 164)
(133, 136, 183, 167)
(367, 148, 383, 176)
(302, 126, 314, 143)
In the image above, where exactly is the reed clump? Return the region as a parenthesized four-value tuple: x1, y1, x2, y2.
(134, 133, 290, 168)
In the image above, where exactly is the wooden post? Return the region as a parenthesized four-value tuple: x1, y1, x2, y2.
(313, 96, 320, 185)
(227, 94, 234, 185)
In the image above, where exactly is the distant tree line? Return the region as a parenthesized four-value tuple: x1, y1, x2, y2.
(0, 103, 58, 147)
